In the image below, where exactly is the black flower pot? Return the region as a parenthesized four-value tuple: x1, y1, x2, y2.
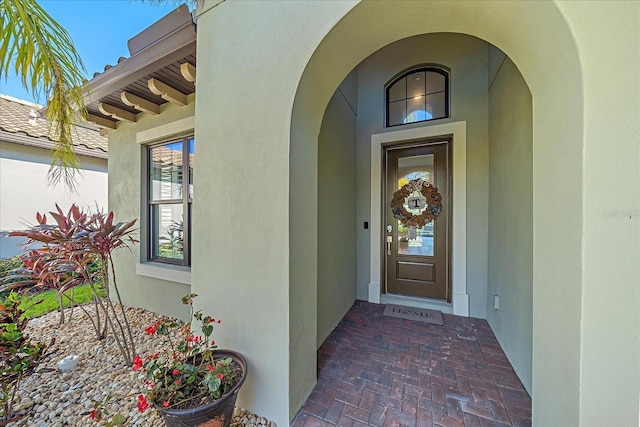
(156, 350, 247, 427)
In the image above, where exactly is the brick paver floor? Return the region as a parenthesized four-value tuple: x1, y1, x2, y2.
(292, 301, 531, 427)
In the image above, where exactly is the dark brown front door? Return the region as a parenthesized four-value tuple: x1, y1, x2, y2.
(384, 140, 451, 301)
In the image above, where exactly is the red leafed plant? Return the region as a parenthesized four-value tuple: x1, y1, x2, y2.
(1, 204, 138, 365)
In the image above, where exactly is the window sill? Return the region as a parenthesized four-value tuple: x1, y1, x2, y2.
(136, 262, 191, 285)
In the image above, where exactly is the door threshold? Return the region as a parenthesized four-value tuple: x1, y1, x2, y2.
(380, 293, 453, 314)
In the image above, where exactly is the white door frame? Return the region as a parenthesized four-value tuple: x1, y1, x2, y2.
(369, 121, 469, 316)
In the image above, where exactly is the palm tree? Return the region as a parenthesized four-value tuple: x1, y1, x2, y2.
(1, 0, 87, 190)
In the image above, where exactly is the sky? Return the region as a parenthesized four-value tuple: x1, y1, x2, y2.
(0, 0, 185, 105)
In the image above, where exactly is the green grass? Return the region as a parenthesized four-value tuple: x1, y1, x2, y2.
(19, 283, 107, 319)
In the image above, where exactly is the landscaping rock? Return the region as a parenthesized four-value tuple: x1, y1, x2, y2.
(10, 305, 277, 427)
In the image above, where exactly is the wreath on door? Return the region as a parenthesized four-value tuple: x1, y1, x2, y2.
(390, 178, 443, 228)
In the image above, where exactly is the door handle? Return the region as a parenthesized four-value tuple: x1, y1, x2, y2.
(386, 235, 392, 255)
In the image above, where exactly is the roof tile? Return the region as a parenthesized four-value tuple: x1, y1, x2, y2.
(0, 94, 107, 153)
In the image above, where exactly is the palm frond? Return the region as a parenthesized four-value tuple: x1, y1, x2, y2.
(0, 0, 88, 190)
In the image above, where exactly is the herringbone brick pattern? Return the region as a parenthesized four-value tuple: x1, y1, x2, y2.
(292, 301, 531, 427)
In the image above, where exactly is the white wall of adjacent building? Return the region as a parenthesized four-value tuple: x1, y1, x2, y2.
(0, 141, 107, 258)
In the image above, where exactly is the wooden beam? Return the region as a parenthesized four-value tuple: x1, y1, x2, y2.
(148, 78, 187, 106)
(121, 91, 160, 115)
(85, 113, 117, 129)
(98, 102, 137, 123)
(180, 62, 196, 83)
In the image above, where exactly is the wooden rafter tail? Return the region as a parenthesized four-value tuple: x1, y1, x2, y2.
(148, 78, 187, 106)
(180, 62, 196, 84)
(98, 102, 137, 123)
(85, 112, 117, 129)
(120, 91, 160, 115)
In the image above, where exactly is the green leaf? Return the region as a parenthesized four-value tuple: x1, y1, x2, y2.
(208, 377, 221, 392)
(107, 413, 126, 426)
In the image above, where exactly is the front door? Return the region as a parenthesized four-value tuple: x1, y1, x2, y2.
(384, 140, 451, 301)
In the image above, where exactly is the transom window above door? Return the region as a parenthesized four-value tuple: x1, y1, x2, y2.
(386, 67, 449, 127)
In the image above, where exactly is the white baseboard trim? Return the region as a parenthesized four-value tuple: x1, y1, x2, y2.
(453, 292, 469, 316)
(368, 282, 381, 304)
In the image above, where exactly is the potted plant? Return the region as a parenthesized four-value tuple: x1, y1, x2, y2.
(132, 294, 247, 427)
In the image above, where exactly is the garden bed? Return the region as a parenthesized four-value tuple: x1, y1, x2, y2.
(5, 304, 275, 427)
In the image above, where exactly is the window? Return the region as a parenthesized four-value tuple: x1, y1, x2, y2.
(386, 67, 449, 127)
(148, 136, 194, 266)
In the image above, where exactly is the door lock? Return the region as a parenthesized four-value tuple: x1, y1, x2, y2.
(386, 224, 393, 233)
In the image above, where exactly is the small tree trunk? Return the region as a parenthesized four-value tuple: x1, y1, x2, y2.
(57, 293, 65, 325)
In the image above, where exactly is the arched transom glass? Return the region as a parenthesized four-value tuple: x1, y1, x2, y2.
(386, 68, 449, 127)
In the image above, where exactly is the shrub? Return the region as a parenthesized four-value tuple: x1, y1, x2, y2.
(0, 258, 23, 300)
(0, 292, 46, 422)
(2, 204, 138, 365)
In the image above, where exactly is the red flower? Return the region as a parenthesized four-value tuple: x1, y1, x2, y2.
(132, 355, 143, 371)
(88, 409, 96, 420)
(174, 378, 181, 385)
(162, 400, 170, 407)
(144, 323, 158, 334)
(137, 394, 149, 412)
(172, 369, 180, 375)
(145, 352, 159, 361)
(206, 364, 215, 371)
(211, 340, 216, 346)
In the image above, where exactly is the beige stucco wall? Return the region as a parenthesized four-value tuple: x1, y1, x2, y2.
(129, 0, 640, 424)
(288, 1, 636, 425)
(107, 95, 195, 321)
(486, 53, 533, 394)
(556, 2, 640, 425)
(354, 33, 489, 318)
(0, 142, 107, 257)
(317, 72, 358, 347)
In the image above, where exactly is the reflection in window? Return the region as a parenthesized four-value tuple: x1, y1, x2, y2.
(386, 68, 449, 127)
(397, 168, 434, 256)
(148, 136, 194, 266)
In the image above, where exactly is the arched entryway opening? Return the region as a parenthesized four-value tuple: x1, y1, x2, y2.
(290, 1, 583, 424)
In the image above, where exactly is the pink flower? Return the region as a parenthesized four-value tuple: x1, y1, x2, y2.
(162, 400, 170, 408)
(217, 374, 224, 380)
(172, 369, 180, 375)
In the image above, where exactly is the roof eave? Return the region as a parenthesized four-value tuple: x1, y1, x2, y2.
(0, 130, 108, 160)
(83, 19, 196, 106)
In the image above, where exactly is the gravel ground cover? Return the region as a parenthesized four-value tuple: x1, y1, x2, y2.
(5, 304, 275, 427)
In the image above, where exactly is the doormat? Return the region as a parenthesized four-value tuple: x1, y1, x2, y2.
(383, 304, 444, 325)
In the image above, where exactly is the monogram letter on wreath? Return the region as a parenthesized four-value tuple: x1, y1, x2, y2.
(390, 179, 442, 240)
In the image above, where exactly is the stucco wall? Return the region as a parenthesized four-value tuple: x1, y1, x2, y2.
(107, 95, 195, 321)
(556, 2, 640, 425)
(355, 33, 489, 318)
(0, 141, 107, 257)
(188, 1, 639, 424)
(486, 53, 533, 394)
(288, 1, 584, 424)
(317, 72, 358, 347)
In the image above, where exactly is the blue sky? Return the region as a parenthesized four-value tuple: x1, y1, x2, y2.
(0, 0, 184, 105)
